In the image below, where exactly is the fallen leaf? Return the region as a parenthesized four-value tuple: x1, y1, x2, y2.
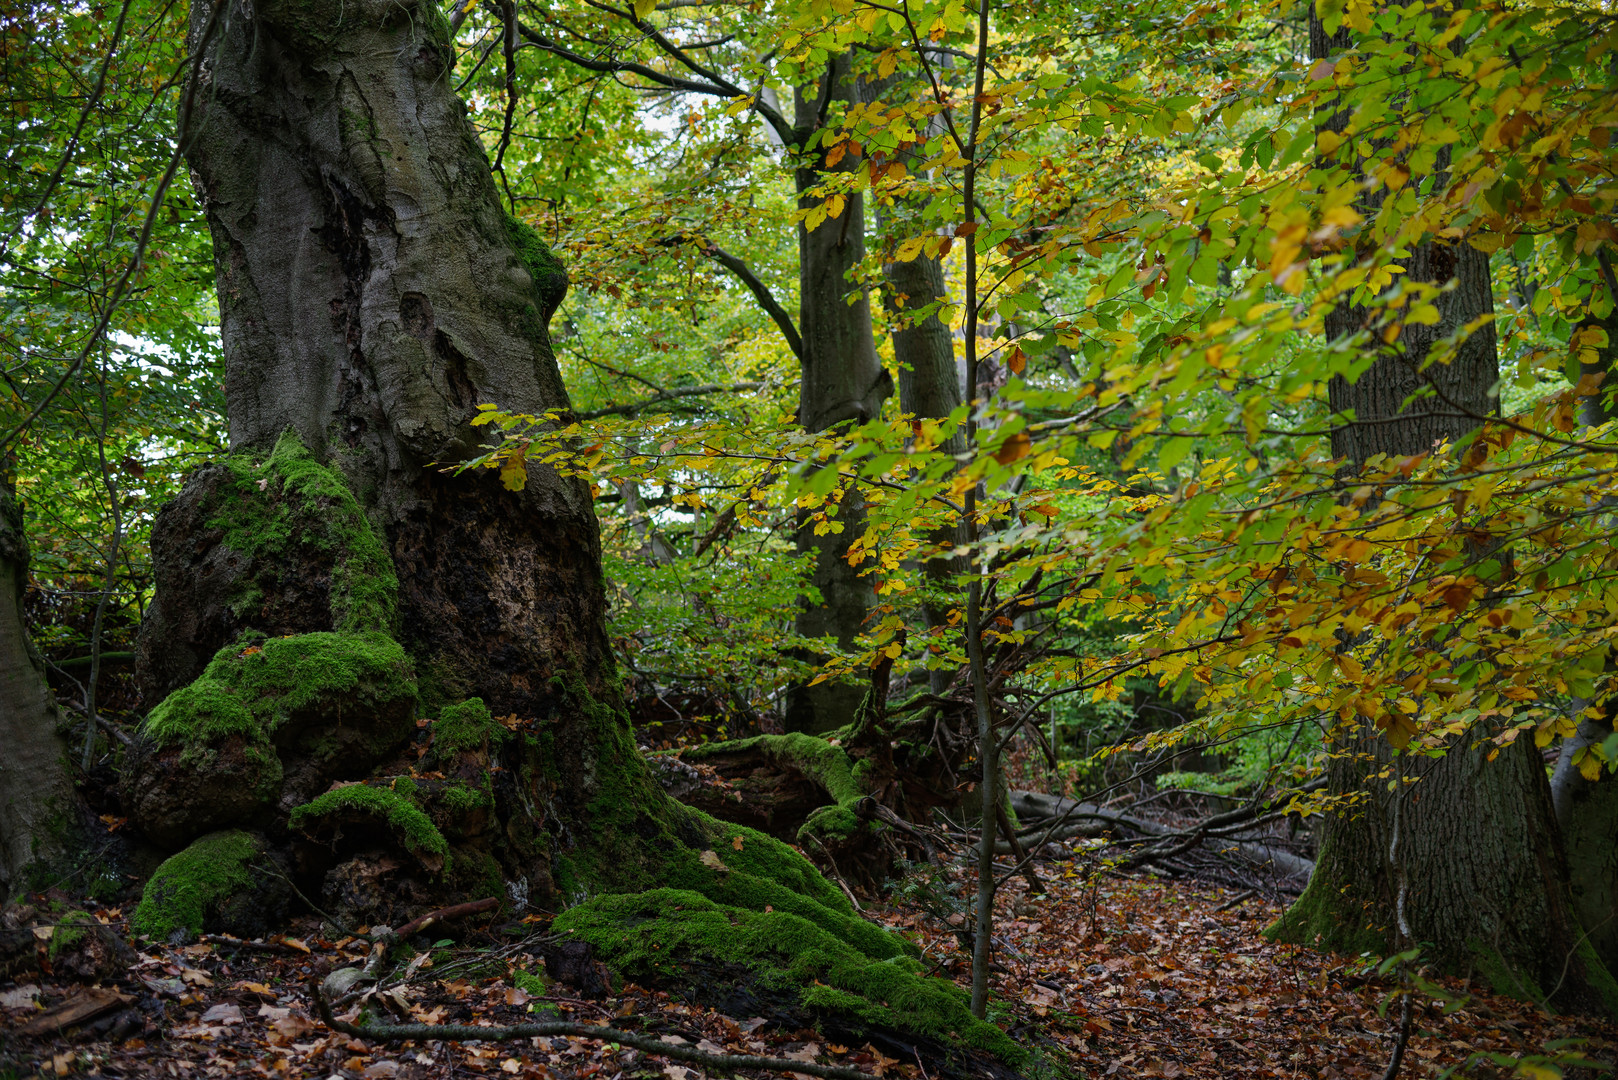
(0, 985, 40, 1008)
(199, 1002, 243, 1024)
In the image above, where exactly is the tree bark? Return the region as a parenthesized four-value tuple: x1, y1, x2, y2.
(129, 0, 714, 918)
(857, 72, 964, 696)
(0, 476, 75, 896)
(785, 54, 892, 733)
(1269, 4, 1616, 1019)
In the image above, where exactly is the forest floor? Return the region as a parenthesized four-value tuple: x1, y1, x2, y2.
(2, 854, 1612, 1080)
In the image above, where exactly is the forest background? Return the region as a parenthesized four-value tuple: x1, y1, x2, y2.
(2, 0, 1618, 1072)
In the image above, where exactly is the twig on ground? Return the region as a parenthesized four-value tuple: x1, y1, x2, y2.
(310, 978, 876, 1080)
(1214, 889, 1258, 913)
(393, 897, 500, 939)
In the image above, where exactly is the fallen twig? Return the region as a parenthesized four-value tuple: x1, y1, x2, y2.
(310, 978, 876, 1080)
(393, 897, 500, 939)
(1214, 889, 1258, 913)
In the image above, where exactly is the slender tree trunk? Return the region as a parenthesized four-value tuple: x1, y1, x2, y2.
(0, 476, 74, 896)
(785, 55, 891, 733)
(1270, 4, 1616, 1019)
(857, 74, 965, 695)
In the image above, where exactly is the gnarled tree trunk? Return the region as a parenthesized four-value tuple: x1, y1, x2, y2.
(127, 0, 736, 927)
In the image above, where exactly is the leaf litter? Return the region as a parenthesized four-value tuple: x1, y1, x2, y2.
(2, 861, 1613, 1078)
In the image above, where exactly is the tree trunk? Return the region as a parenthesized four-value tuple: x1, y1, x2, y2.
(785, 55, 891, 733)
(1552, 709, 1618, 974)
(857, 72, 965, 697)
(1269, 4, 1618, 1020)
(1550, 317, 1618, 971)
(127, 0, 790, 926)
(0, 476, 75, 896)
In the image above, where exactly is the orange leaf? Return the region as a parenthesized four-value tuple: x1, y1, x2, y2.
(994, 431, 1031, 465)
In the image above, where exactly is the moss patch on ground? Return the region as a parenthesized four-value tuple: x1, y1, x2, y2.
(290, 785, 448, 869)
(131, 831, 264, 940)
(552, 889, 1021, 1064)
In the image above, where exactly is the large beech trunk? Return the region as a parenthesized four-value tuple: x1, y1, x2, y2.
(0, 478, 75, 895)
(1270, 9, 1615, 1017)
(130, 0, 682, 917)
(785, 55, 892, 734)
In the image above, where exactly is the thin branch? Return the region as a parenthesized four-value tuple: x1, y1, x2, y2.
(577, 381, 765, 420)
(311, 980, 876, 1080)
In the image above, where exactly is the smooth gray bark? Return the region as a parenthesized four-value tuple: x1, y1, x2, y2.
(0, 478, 73, 896)
(784, 54, 892, 734)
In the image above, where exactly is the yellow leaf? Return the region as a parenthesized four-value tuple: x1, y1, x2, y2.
(632, 0, 655, 17)
(1579, 750, 1604, 783)
(731, 835, 745, 851)
(500, 449, 528, 491)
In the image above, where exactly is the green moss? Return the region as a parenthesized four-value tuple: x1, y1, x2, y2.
(290, 785, 448, 866)
(144, 631, 417, 749)
(448, 846, 504, 900)
(391, 776, 420, 802)
(46, 910, 93, 958)
(501, 210, 567, 318)
(513, 968, 549, 997)
(1263, 872, 1389, 957)
(210, 430, 397, 633)
(681, 733, 884, 850)
(553, 890, 1020, 1063)
(1470, 939, 1546, 1003)
(441, 783, 490, 813)
(434, 698, 505, 758)
(131, 831, 262, 940)
(1572, 937, 1618, 1020)
(145, 681, 259, 747)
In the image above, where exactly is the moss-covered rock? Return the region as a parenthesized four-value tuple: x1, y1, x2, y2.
(290, 784, 449, 872)
(553, 889, 1022, 1064)
(127, 630, 418, 847)
(131, 830, 289, 941)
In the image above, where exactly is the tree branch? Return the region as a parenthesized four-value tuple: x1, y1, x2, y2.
(577, 381, 765, 419)
(699, 242, 802, 358)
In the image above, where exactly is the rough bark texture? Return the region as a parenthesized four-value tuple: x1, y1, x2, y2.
(1269, 5, 1617, 1019)
(1274, 738, 1616, 1014)
(129, 0, 694, 922)
(0, 478, 75, 896)
(785, 55, 892, 734)
(148, 0, 596, 719)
